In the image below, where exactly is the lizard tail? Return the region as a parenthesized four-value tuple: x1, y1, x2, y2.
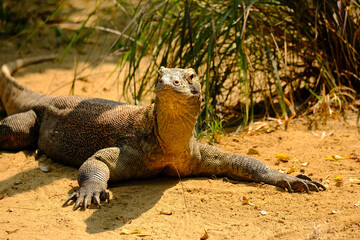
(0, 55, 57, 115)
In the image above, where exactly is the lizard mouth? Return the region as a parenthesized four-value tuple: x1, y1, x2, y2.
(156, 84, 172, 91)
(155, 84, 191, 96)
(155, 86, 201, 102)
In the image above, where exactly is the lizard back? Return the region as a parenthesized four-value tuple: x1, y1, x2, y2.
(35, 96, 156, 167)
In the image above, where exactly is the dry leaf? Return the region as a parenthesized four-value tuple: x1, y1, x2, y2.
(242, 196, 253, 206)
(310, 130, 334, 139)
(160, 211, 173, 215)
(255, 201, 267, 206)
(247, 148, 260, 156)
(320, 131, 327, 140)
(287, 166, 296, 174)
(333, 155, 350, 160)
(320, 177, 330, 189)
(349, 153, 360, 162)
(0, 195, 4, 200)
(333, 176, 343, 183)
(349, 178, 360, 184)
(276, 153, 290, 162)
(120, 228, 151, 237)
(242, 196, 250, 205)
(326, 155, 351, 161)
(248, 122, 268, 133)
(5, 229, 19, 234)
(200, 231, 209, 240)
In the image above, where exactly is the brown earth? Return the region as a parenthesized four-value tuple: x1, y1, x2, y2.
(0, 1, 360, 239)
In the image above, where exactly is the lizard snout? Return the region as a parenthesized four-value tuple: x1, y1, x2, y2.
(156, 76, 181, 92)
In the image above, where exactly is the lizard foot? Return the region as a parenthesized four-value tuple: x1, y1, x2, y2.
(62, 180, 110, 210)
(277, 174, 326, 193)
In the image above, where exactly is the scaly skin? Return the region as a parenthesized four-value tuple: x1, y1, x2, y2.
(0, 57, 325, 211)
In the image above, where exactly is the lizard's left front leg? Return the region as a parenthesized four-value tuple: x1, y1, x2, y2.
(192, 143, 325, 193)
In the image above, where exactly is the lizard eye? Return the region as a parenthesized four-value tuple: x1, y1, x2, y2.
(186, 69, 197, 83)
(158, 66, 166, 75)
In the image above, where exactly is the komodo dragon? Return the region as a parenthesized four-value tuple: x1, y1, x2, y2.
(0, 56, 325, 210)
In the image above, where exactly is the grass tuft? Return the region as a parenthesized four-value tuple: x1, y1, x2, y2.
(15, 0, 360, 134)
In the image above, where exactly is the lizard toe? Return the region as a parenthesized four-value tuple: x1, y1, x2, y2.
(63, 180, 108, 211)
(295, 174, 313, 181)
(311, 181, 326, 191)
(101, 189, 110, 203)
(94, 192, 101, 207)
(307, 182, 320, 192)
(73, 195, 84, 211)
(276, 174, 325, 193)
(83, 195, 92, 210)
(62, 192, 78, 207)
(277, 179, 293, 193)
(293, 179, 310, 193)
(295, 174, 326, 191)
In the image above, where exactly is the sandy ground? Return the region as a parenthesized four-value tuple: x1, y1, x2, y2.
(1, 1, 360, 239)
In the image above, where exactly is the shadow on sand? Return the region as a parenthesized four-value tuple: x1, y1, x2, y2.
(0, 154, 178, 234)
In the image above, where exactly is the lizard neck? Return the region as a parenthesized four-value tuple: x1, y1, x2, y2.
(154, 95, 201, 154)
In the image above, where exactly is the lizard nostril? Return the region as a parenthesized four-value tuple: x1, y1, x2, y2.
(174, 80, 180, 85)
(159, 80, 163, 84)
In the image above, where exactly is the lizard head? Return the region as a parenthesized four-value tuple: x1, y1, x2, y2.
(154, 67, 202, 152)
(155, 66, 202, 103)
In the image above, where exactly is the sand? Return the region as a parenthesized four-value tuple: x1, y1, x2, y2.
(0, 1, 359, 239)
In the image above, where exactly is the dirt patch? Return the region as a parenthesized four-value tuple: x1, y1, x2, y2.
(1, 1, 360, 239)
(0, 113, 359, 240)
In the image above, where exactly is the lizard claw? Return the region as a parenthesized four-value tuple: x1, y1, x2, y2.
(295, 174, 325, 191)
(295, 174, 312, 181)
(62, 180, 110, 210)
(62, 192, 78, 207)
(277, 179, 294, 193)
(277, 174, 326, 193)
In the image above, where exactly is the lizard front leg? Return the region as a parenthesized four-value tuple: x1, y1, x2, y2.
(63, 146, 149, 210)
(63, 149, 111, 210)
(192, 143, 326, 193)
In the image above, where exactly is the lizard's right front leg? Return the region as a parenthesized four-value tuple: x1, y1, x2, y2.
(63, 146, 147, 210)
(63, 148, 117, 210)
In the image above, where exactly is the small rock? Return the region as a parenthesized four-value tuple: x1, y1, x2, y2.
(260, 210, 267, 215)
(39, 164, 51, 173)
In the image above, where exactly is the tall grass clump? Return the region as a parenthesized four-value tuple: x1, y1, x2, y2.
(107, 0, 359, 131)
(26, 0, 360, 134)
